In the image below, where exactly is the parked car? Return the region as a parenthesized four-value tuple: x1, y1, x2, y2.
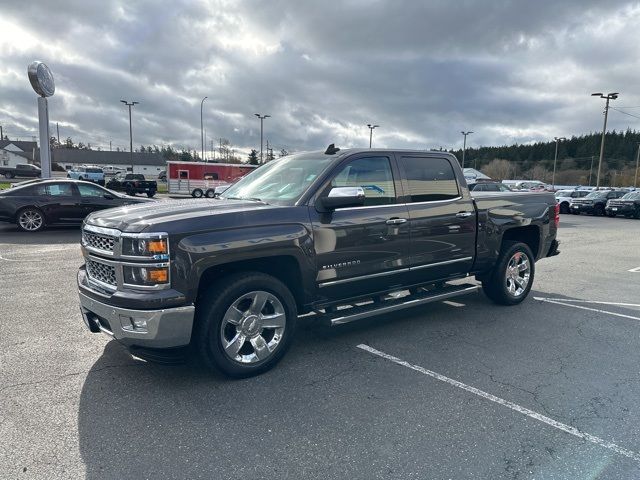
(468, 181, 513, 192)
(158, 170, 167, 182)
(67, 166, 105, 185)
(570, 190, 627, 215)
(0, 163, 42, 179)
(503, 180, 550, 191)
(106, 173, 157, 197)
(605, 191, 640, 218)
(0, 179, 153, 232)
(555, 189, 591, 214)
(78, 146, 560, 377)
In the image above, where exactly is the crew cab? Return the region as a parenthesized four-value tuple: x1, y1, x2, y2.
(0, 163, 41, 179)
(77, 147, 560, 377)
(605, 191, 640, 218)
(106, 173, 157, 197)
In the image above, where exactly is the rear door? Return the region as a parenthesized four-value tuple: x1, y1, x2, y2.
(43, 182, 84, 223)
(309, 154, 410, 300)
(397, 155, 476, 283)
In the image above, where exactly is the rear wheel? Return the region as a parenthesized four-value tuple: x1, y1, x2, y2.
(147, 190, 156, 198)
(126, 187, 136, 196)
(4, 172, 14, 179)
(192, 189, 204, 198)
(482, 241, 535, 306)
(16, 207, 45, 232)
(194, 272, 297, 377)
(560, 202, 569, 214)
(205, 189, 215, 198)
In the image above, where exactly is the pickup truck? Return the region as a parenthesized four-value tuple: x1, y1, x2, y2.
(106, 173, 157, 197)
(77, 146, 560, 377)
(67, 166, 105, 185)
(0, 163, 41, 179)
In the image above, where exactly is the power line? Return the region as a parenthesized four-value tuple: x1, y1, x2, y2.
(610, 107, 640, 120)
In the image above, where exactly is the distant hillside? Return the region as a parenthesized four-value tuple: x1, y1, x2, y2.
(451, 130, 640, 186)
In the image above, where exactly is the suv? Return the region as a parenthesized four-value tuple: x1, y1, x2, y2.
(605, 192, 640, 218)
(67, 166, 105, 186)
(554, 189, 591, 214)
(468, 181, 513, 192)
(570, 190, 627, 215)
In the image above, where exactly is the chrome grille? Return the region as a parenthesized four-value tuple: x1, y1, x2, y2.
(83, 231, 115, 253)
(86, 259, 117, 288)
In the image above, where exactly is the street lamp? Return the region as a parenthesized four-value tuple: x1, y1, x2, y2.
(461, 131, 473, 169)
(120, 100, 139, 172)
(254, 113, 270, 163)
(367, 124, 379, 148)
(635, 142, 640, 189)
(591, 92, 619, 187)
(552, 136, 566, 191)
(200, 97, 207, 162)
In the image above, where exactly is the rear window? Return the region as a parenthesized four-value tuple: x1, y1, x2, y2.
(400, 157, 459, 202)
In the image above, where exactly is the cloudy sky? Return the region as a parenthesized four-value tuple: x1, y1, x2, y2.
(2, 0, 640, 158)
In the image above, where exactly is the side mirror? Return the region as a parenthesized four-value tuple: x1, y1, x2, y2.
(316, 186, 365, 212)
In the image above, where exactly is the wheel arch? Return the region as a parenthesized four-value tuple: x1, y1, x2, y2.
(501, 225, 541, 260)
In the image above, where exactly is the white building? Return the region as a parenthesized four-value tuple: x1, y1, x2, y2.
(0, 140, 37, 168)
(51, 149, 166, 177)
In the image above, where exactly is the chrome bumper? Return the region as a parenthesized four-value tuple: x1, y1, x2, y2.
(79, 291, 195, 348)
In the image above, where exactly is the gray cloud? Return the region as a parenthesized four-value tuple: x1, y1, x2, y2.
(1, 0, 639, 157)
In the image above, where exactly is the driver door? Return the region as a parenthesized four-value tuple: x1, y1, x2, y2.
(75, 182, 117, 216)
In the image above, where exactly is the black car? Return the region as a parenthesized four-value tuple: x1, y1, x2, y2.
(605, 191, 640, 218)
(0, 179, 154, 232)
(570, 190, 627, 215)
(468, 181, 513, 192)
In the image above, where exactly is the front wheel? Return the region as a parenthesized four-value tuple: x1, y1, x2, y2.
(5, 172, 14, 179)
(147, 190, 156, 198)
(192, 189, 204, 198)
(594, 205, 604, 216)
(482, 241, 535, 306)
(16, 207, 46, 232)
(194, 272, 297, 377)
(560, 202, 569, 214)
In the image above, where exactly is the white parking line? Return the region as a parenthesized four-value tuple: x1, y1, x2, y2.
(629, 267, 640, 273)
(357, 344, 640, 462)
(534, 297, 640, 322)
(534, 297, 640, 308)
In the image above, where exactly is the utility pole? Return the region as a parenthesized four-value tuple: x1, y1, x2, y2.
(591, 92, 618, 188)
(120, 100, 139, 172)
(200, 96, 207, 162)
(254, 113, 270, 163)
(109, 140, 112, 152)
(204, 128, 207, 162)
(552, 136, 566, 191)
(211, 139, 214, 161)
(367, 124, 379, 148)
(635, 143, 640, 189)
(56, 122, 60, 144)
(461, 131, 473, 169)
(0, 125, 3, 141)
(588, 156, 594, 186)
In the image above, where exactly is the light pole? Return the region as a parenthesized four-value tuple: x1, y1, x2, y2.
(635, 142, 640, 189)
(591, 92, 618, 187)
(255, 113, 270, 163)
(120, 100, 139, 172)
(200, 96, 207, 162)
(461, 131, 473, 169)
(367, 124, 379, 148)
(552, 136, 566, 191)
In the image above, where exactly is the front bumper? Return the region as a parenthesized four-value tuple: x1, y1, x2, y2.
(605, 205, 634, 215)
(570, 204, 595, 213)
(79, 291, 195, 348)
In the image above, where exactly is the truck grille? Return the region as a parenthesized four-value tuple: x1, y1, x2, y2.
(86, 258, 117, 288)
(82, 231, 115, 253)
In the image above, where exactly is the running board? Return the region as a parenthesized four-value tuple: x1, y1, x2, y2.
(326, 283, 480, 326)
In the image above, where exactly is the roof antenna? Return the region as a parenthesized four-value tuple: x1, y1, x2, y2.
(324, 143, 340, 155)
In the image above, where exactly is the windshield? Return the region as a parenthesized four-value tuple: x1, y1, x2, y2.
(622, 192, 639, 200)
(555, 191, 571, 197)
(221, 153, 336, 205)
(586, 192, 606, 199)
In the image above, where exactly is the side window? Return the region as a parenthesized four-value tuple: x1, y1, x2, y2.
(46, 183, 75, 196)
(77, 183, 105, 197)
(204, 172, 219, 180)
(17, 184, 47, 196)
(329, 156, 396, 206)
(401, 157, 460, 202)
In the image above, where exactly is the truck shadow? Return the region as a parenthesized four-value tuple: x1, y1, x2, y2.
(0, 224, 80, 245)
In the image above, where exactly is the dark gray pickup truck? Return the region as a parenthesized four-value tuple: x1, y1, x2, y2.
(78, 146, 560, 377)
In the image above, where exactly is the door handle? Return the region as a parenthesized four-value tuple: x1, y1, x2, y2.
(455, 212, 473, 218)
(386, 218, 407, 225)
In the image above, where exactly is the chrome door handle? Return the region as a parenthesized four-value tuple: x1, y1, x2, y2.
(386, 218, 407, 225)
(455, 212, 473, 218)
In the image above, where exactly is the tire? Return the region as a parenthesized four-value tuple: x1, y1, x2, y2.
(205, 189, 216, 198)
(194, 272, 297, 378)
(147, 190, 156, 198)
(5, 172, 14, 179)
(126, 187, 136, 196)
(192, 189, 204, 198)
(594, 205, 604, 216)
(16, 207, 46, 232)
(560, 202, 569, 214)
(482, 241, 535, 306)
(78, 176, 84, 181)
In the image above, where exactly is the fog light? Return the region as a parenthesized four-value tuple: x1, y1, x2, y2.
(132, 317, 148, 330)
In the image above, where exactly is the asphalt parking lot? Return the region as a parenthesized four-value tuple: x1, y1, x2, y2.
(1, 214, 640, 479)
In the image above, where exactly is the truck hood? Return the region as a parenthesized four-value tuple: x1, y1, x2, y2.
(84, 198, 277, 232)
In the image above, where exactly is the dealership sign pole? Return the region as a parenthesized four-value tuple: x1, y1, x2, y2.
(27, 61, 55, 179)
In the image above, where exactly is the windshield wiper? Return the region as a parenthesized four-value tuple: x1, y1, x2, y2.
(225, 196, 264, 202)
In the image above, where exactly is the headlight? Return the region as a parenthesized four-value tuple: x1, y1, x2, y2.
(123, 265, 169, 287)
(121, 235, 168, 258)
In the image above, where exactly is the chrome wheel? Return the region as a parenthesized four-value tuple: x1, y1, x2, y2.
(18, 209, 44, 231)
(220, 290, 286, 364)
(505, 251, 530, 297)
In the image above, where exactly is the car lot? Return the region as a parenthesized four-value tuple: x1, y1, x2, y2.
(1, 215, 640, 479)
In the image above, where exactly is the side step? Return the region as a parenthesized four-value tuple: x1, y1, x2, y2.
(326, 283, 480, 326)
